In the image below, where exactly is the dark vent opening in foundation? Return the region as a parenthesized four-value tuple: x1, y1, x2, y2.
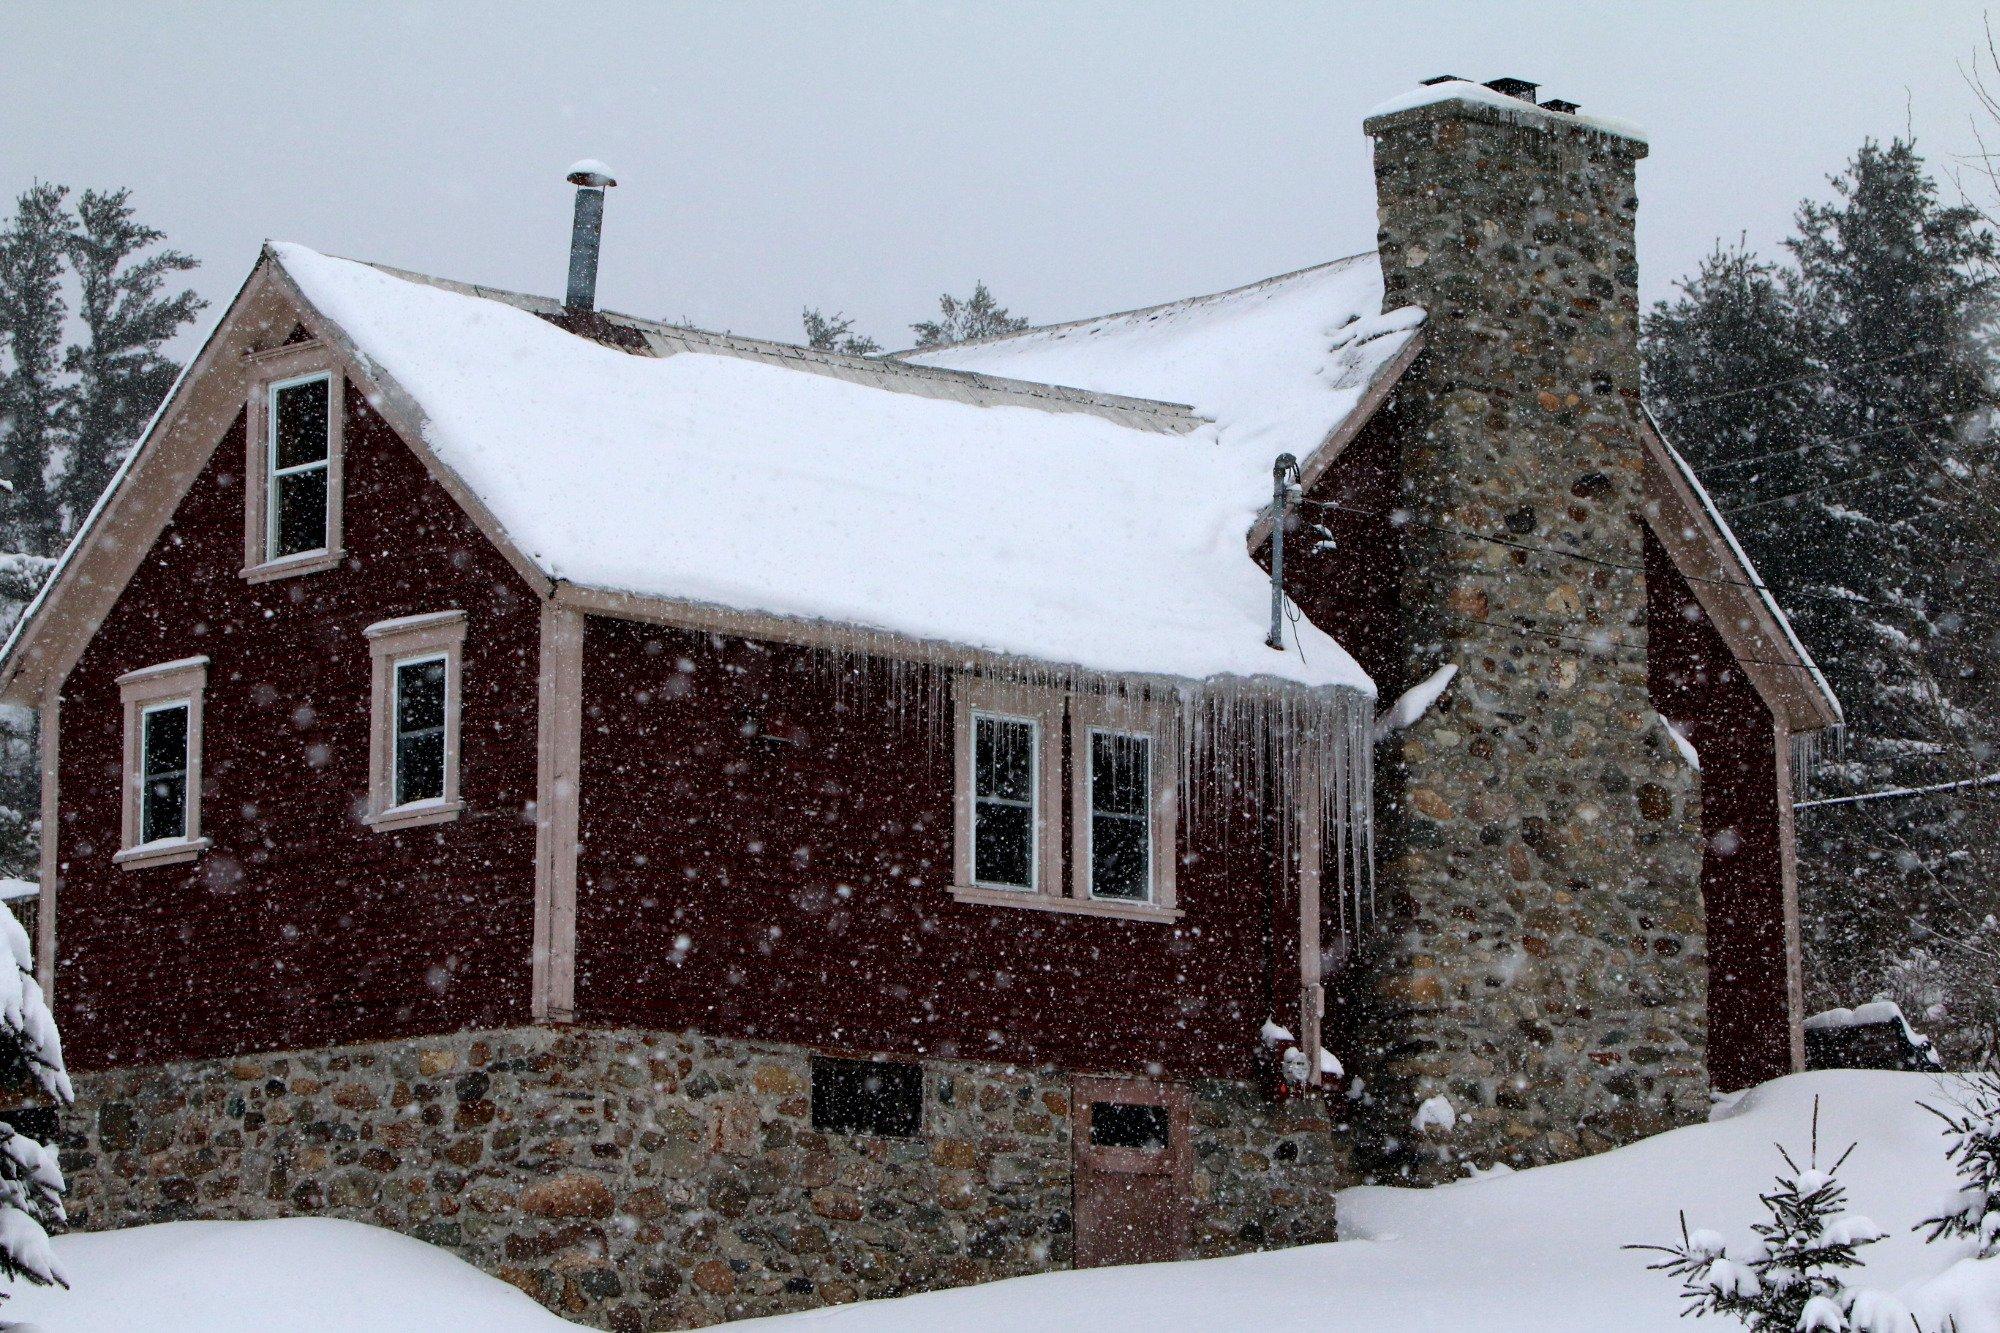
(810, 1056, 922, 1137)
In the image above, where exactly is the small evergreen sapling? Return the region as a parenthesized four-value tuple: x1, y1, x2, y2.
(1633, 1100, 1913, 1332)
(1920, 1068, 2000, 1257)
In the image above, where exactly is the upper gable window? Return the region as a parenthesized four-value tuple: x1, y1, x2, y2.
(268, 374, 331, 560)
(114, 656, 210, 870)
(243, 345, 345, 583)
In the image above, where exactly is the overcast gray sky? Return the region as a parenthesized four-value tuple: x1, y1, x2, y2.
(2, 2, 1988, 355)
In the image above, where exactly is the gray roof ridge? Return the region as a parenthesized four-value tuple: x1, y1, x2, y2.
(352, 258, 1202, 435)
(887, 250, 1383, 361)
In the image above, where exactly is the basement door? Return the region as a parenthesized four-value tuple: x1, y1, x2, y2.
(1072, 1076, 1191, 1268)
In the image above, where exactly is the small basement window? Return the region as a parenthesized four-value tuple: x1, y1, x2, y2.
(810, 1056, 922, 1138)
(267, 373, 332, 560)
(1089, 1101, 1170, 1151)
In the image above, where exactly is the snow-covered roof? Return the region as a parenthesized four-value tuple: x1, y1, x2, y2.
(271, 244, 1374, 694)
(901, 254, 1424, 468)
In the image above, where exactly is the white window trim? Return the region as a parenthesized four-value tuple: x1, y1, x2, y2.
(951, 679, 1061, 900)
(242, 345, 346, 583)
(115, 656, 210, 870)
(1069, 694, 1178, 914)
(949, 676, 1181, 923)
(365, 610, 465, 831)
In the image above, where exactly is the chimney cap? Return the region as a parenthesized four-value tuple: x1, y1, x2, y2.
(566, 159, 618, 189)
(1420, 74, 1467, 86)
(1484, 77, 1539, 102)
(1539, 98, 1581, 115)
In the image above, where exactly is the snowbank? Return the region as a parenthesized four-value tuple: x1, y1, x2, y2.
(272, 244, 1369, 695)
(0, 1217, 577, 1331)
(728, 1070, 1993, 1331)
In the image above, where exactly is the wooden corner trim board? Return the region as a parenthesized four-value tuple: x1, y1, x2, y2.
(531, 602, 584, 1023)
(35, 685, 57, 1001)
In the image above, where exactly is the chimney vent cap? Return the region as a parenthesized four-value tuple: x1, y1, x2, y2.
(1420, 74, 1468, 86)
(1483, 77, 1539, 102)
(1539, 98, 1580, 115)
(566, 159, 618, 189)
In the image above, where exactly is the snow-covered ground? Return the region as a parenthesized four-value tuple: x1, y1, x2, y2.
(5, 1071, 1995, 1331)
(0, 1216, 573, 1332)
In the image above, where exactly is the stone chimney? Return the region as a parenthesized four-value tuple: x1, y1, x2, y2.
(1354, 83, 1707, 1178)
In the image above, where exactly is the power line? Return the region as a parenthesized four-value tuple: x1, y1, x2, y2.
(1797, 771, 2000, 811)
(1654, 344, 1943, 410)
(1699, 407, 1987, 477)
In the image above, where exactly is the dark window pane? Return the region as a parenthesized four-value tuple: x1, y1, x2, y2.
(975, 715, 1034, 802)
(272, 377, 330, 470)
(395, 732, 445, 806)
(974, 800, 1033, 888)
(1090, 1101, 1169, 1150)
(396, 659, 447, 734)
(810, 1057, 921, 1137)
(272, 466, 329, 557)
(1092, 812, 1149, 900)
(142, 773, 187, 844)
(1090, 731, 1149, 817)
(142, 706, 188, 779)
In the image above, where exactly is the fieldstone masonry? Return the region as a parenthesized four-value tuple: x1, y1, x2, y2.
(59, 1026, 1350, 1329)
(1353, 94, 1709, 1180)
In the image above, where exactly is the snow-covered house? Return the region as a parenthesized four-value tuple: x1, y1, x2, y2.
(0, 78, 1838, 1326)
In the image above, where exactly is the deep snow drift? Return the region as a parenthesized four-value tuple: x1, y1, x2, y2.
(6, 1072, 1995, 1331)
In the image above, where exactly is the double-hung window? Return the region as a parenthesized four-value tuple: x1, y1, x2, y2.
(972, 712, 1041, 890)
(952, 679, 1177, 920)
(365, 611, 466, 830)
(115, 656, 209, 869)
(243, 344, 345, 582)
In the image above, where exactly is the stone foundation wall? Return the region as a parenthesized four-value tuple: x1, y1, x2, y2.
(59, 1025, 1350, 1329)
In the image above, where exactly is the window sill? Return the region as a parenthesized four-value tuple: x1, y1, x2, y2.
(365, 799, 464, 832)
(114, 836, 210, 871)
(949, 884, 1181, 923)
(241, 548, 346, 584)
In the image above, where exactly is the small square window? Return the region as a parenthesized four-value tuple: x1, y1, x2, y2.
(1089, 1101, 1169, 1150)
(810, 1057, 921, 1138)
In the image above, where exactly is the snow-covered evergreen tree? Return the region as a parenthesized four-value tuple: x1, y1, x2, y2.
(0, 905, 69, 1297)
(801, 307, 881, 356)
(909, 280, 1028, 348)
(1644, 139, 2000, 1060)
(58, 188, 204, 537)
(1921, 1069, 2000, 1257)
(1636, 1106, 1898, 1331)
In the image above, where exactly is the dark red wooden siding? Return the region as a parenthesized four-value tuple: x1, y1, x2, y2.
(571, 621, 1286, 1080)
(1645, 528, 1794, 1090)
(55, 382, 541, 1071)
